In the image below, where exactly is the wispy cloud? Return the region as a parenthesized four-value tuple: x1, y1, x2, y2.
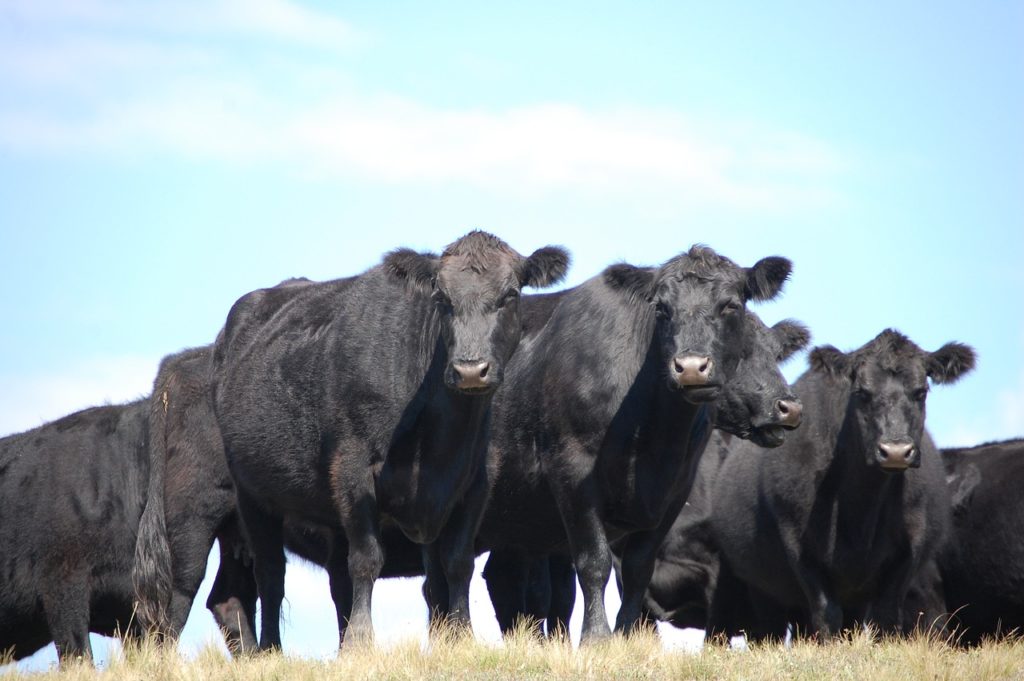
(0, 355, 160, 436)
(0, 0, 359, 48)
(0, 1, 843, 208)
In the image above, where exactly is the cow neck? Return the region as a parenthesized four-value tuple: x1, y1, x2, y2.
(594, 282, 709, 446)
(598, 309, 711, 517)
(639, 335, 707, 445)
(591, 283, 660, 405)
(407, 291, 446, 384)
(829, 384, 906, 549)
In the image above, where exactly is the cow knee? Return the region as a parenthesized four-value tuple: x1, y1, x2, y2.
(348, 543, 384, 583)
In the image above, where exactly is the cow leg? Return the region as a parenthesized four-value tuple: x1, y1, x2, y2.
(774, 523, 841, 640)
(745, 587, 790, 643)
(707, 559, 753, 640)
(422, 544, 450, 631)
(483, 549, 531, 636)
(546, 554, 576, 640)
(326, 536, 355, 648)
(235, 489, 286, 650)
(551, 482, 612, 644)
(163, 523, 222, 640)
(866, 559, 916, 637)
(339, 493, 383, 646)
(614, 533, 663, 636)
(524, 554, 552, 637)
(615, 496, 686, 636)
(206, 521, 258, 656)
(792, 568, 841, 639)
(42, 572, 92, 664)
(435, 469, 488, 634)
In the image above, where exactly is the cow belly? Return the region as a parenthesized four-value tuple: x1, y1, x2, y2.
(378, 472, 470, 544)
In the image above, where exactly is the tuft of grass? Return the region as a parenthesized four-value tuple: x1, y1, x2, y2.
(7, 625, 1024, 680)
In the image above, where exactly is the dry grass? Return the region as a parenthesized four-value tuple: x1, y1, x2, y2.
(6, 626, 1024, 680)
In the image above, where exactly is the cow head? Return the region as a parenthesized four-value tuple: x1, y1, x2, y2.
(714, 314, 809, 448)
(604, 245, 791, 404)
(810, 329, 976, 472)
(384, 230, 570, 394)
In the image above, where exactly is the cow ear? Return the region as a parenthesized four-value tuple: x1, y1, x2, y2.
(927, 342, 976, 385)
(948, 463, 980, 517)
(520, 246, 570, 289)
(809, 344, 850, 377)
(744, 256, 792, 302)
(603, 264, 656, 303)
(383, 248, 439, 293)
(772, 319, 811, 362)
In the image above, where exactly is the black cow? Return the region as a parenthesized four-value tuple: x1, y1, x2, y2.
(0, 400, 151, 662)
(422, 246, 793, 644)
(641, 434, 733, 633)
(910, 438, 1024, 644)
(482, 313, 811, 637)
(482, 550, 577, 638)
(134, 345, 258, 653)
(641, 315, 811, 634)
(709, 330, 976, 639)
(0, 346, 249, 662)
(211, 231, 569, 649)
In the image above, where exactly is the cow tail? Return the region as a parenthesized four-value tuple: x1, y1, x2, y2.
(132, 387, 175, 635)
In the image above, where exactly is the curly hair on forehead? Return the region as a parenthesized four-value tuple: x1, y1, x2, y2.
(656, 244, 742, 282)
(859, 328, 914, 357)
(441, 230, 519, 273)
(853, 329, 924, 369)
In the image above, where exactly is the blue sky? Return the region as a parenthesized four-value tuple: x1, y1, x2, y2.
(1, 0, 1022, 669)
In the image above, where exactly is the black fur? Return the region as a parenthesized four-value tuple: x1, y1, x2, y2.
(454, 246, 791, 643)
(708, 329, 975, 640)
(909, 438, 1024, 645)
(211, 231, 568, 649)
(482, 310, 809, 635)
(641, 433, 735, 632)
(0, 344, 250, 663)
(0, 402, 150, 662)
(519, 245, 570, 289)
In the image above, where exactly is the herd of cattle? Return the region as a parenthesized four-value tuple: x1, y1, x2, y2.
(1, 230, 1020, 664)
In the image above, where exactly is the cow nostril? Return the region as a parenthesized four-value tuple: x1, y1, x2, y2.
(453, 361, 490, 388)
(775, 399, 802, 427)
(673, 355, 713, 386)
(878, 441, 914, 465)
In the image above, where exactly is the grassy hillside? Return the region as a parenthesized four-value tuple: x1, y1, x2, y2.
(6, 628, 1024, 680)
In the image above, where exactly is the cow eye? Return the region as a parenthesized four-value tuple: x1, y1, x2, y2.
(496, 289, 519, 309)
(853, 388, 872, 403)
(911, 388, 928, 402)
(721, 300, 742, 315)
(654, 301, 671, 319)
(432, 291, 453, 312)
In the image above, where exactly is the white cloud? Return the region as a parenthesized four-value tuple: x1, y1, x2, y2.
(997, 369, 1024, 437)
(937, 364, 1024, 448)
(0, 1, 844, 210)
(0, 89, 844, 208)
(0, 355, 160, 436)
(0, 0, 358, 49)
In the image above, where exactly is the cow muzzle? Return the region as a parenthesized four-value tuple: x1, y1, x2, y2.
(671, 354, 714, 387)
(876, 440, 916, 471)
(774, 398, 803, 429)
(450, 360, 496, 393)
